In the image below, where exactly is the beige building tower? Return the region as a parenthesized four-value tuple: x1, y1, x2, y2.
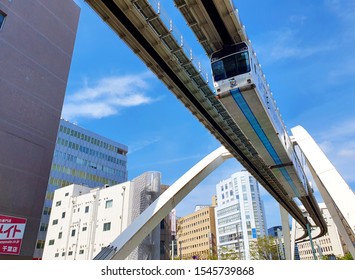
(176, 205, 217, 260)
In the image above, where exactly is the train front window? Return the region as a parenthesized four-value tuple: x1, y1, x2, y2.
(212, 51, 251, 82)
(211, 60, 226, 81)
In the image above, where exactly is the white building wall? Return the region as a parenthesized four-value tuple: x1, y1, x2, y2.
(215, 170, 267, 260)
(42, 183, 132, 259)
(295, 203, 346, 260)
(43, 172, 161, 260)
(42, 183, 133, 260)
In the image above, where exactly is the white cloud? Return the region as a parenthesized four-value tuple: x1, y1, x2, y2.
(319, 118, 355, 141)
(325, 0, 355, 23)
(62, 73, 157, 120)
(289, 15, 307, 26)
(315, 119, 355, 184)
(255, 29, 333, 64)
(128, 137, 161, 154)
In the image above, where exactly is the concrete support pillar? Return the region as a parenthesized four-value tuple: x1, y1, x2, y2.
(291, 125, 355, 258)
(280, 205, 292, 260)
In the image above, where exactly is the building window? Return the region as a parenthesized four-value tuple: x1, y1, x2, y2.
(0, 11, 6, 30)
(103, 222, 111, 231)
(85, 206, 89, 213)
(36, 240, 45, 249)
(68, 251, 73, 256)
(52, 219, 58, 225)
(82, 226, 87, 232)
(39, 223, 48, 232)
(56, 200, 61, 207)
(48, 240, 55, 246)
(105, 199, 113, 208)
(71, 229, 76, 237)
(62, 212, 66, 218)
(43, 207, 51, 216)
(58, 232, 62, 239)
(54, 253, 59, 258)
(79, 250, 84, 254)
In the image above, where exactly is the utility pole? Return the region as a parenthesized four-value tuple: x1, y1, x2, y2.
(179, 240, 182, 260)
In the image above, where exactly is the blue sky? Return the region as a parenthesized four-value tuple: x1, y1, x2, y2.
(65, 0, 355, 227)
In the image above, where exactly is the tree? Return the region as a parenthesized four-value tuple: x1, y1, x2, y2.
(217, 246, 244, 260)
(249, 236, 280, 260)
(337, 252, 354, 260)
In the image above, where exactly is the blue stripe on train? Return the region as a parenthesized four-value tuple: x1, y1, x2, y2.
(230, 88, 300, 198)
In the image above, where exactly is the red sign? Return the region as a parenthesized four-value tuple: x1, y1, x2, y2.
(0, 214, 27, 255)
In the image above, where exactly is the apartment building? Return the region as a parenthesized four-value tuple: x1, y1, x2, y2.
(177, 205, 217, 260)
(42, 172, 161, 260)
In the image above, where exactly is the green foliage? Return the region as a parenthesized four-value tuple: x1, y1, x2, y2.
(218, 246, 243, 260)
(337, 252, 354, 260)
(249, 236, 280, 260)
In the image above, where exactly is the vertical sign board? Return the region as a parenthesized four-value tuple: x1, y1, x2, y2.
(0, 214, 27, 255)
(252, 228, 257, 238)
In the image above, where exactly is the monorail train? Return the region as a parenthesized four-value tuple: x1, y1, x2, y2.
(211, 41, 309, 199)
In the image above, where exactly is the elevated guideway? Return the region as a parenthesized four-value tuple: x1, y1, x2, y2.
(85, 0, 309, 237)
(174, 0, 327, 239)
(174, 0, 248, 55)
(83, 2, 342, 258)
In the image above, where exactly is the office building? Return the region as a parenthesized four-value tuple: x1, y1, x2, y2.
(295, 203, 348, 260)
(42, 172, 161, 260)
(176, 205, 217, 260)
(0, 0, 79, 259)
(215, 170, 267, 260)
(34, 119, 128, 259)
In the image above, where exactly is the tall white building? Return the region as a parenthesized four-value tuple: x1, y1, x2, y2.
(215, 170, 267, 260)
(294, 203, 347, 260)
(42, 172, 161, 260)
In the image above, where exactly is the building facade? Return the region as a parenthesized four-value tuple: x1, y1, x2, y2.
(215, 170, 267, 260)
(176, 205, 217, 260)
(0, 0, 79, 259)
(295, 203, 347, 260)
(42, 172, 161, 260)
(159, 184, 173, 260)
(34, 119, 128, 258)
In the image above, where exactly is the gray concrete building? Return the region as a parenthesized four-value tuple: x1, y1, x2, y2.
(0, 0, 79, 259)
